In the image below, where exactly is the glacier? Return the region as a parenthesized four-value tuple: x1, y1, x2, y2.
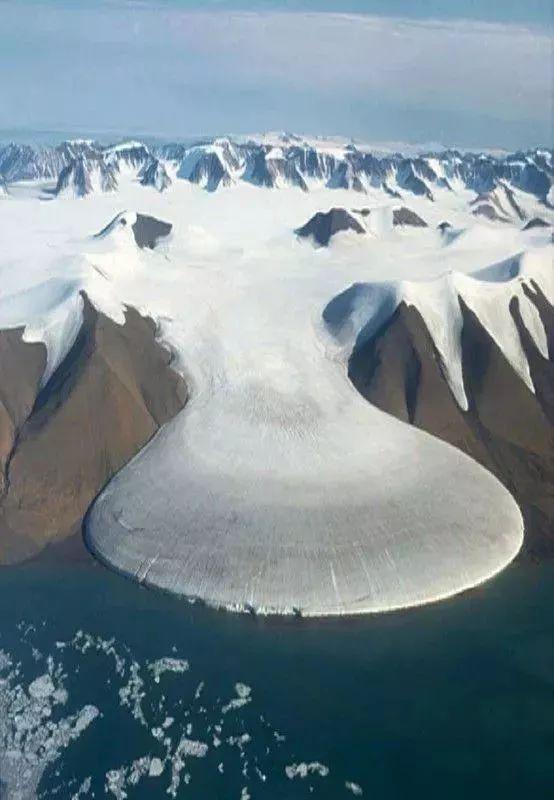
(1, 156, 552, 615)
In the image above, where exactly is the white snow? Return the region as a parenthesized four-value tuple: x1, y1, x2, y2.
(285, 761, 329, 779)
(330, 248, 552, 410)
(0, 651, 99, 800)
(149, 757, 164, 777)
(8, 624, 371, 797)
(148, 657, 189, 683)
(28, 673, 56, 699)
(222, 683, 252, 714)
(0, 173, 550, 615)
(104, 140, 147, 154)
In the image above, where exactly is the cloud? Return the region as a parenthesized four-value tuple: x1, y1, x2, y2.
(155, 11, 551, 119)
(0, 4, 551, 146)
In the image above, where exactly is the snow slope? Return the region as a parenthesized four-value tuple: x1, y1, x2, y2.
(3, 138, 552, 225)
(325, 248, 552, 411)
(0, 176, 551, 614)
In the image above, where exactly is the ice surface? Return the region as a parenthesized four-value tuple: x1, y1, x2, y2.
(3, 622, 386, 797)
(148, 657, 189, 684)
(27, 673, 55, 699)
(0, 649, 99, 800)
(0, 178, 548, 615)
(149, 757, 164, 777)
(328, 248, 552, 410)
(285, 761, 329, 779)
(222, 683, 252, 714)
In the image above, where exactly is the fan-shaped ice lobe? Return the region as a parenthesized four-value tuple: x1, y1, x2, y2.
(86, 258, 527, 616)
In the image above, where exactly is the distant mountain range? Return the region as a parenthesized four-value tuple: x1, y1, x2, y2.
(0, 135, 552, 204)
(0, 134, 552, 605)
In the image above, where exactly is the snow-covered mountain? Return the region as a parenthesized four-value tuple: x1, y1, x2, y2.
(296, 205, 439, 246)
(0, 139, 149, 191)
(0, 147, 552, 609)
(103, 140, 152, 172)
(327, 160, 365, 192)
(325, 249, 553, 551)
(139, 158, 172, 192)
(95, 211, 173, 249)
(324, 249, 551, 411)
(243, 146, 308, 191)
(0, 140, 99, 183)
(296, 208, 365, 246)
(470, 182, 525, 223)
(1, 135, 551, 210)
(177, 138, 242, 191)
(55, 155, 118, 197)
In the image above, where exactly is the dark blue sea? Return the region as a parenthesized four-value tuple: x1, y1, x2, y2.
(0, 557, 552, 799)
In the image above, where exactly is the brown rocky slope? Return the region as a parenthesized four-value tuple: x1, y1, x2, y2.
(348, 281, 554, 558)
(0, 294, 187, 564)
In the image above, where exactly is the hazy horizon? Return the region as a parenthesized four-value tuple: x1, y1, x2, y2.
(0, 1, 551, 151)
(0, 126, 550, 155)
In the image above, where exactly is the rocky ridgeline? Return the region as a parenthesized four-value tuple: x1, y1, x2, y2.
(0, 214, 185, 564)
(0, 136, 552, 202)
(324, 255, 554, 557)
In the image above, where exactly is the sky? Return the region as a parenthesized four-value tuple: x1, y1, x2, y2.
(0, 0, 552, 149)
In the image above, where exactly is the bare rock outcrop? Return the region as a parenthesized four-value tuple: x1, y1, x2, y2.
(295, 208, 365, 246)
(523, 217, 550, 231)
(0, 295, 187, 564)
(392, 207, 428, 227)
(348, 285, 554, 557)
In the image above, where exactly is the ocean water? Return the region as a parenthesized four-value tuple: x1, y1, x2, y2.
(0, 558, 552, 799)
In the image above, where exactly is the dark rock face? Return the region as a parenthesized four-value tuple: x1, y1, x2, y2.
(472, 203, 510, 223)
(0, 331, 46, 498)
(105, 143, 151, 172)
(0, 143, 62, 182)
(383, 182, 402, 199)
(295, 208, 365, 246)
(327, 161, 365, 192)
(243, 150, 308, 191)
(131, 214, 172, 249)
(347, 288, 554, 557)
(499, 183, 525, 220)
(523, 217, 550, 230)
(94, 213, 172, 249)
(393, 207, 428, 227)
(470, 184, 524, 223)
(188, 151, 231, 192)
(0, 141, 98, 183)
(139, 158, 172, 192)
(287, 146, 337, 181)
(511, 163, 551, 201)
(55, 156, 118, 197)
(396, 160, 433, 200)
(0, 295, 187, 564)
(243, 150, 273, 188)
(4, 139, 552, 204)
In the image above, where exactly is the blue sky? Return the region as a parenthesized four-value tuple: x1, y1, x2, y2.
(0, 0, 551, 149)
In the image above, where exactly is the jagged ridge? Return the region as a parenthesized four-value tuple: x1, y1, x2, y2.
(324, 249, 554, 554)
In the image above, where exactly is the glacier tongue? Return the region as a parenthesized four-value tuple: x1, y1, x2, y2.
(85, 234, 530, 615)
(0, 175, 542, 615)
(86, 355, 523, 616)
